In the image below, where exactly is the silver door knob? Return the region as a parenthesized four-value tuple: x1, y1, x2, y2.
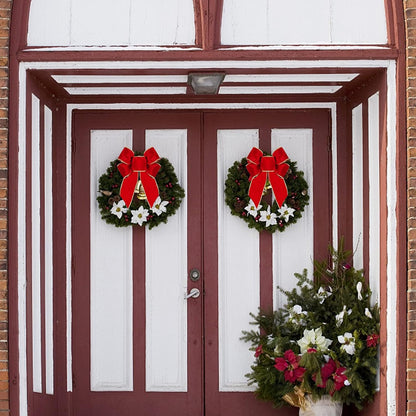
(185, 288, 200, 299)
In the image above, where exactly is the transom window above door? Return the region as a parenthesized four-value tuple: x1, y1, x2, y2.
(26, 0, 389, 48)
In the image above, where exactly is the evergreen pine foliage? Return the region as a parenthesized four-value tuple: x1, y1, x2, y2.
(242, 240, 380, 410)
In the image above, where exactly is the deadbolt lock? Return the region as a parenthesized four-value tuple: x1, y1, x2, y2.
(189, 268, 200, 282)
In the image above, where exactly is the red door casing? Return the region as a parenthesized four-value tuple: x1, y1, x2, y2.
(72, 110, 331, 416)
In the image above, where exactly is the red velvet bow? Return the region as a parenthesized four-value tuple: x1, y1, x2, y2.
(246, 147, 289, 208)
(117, 147, 161, 208)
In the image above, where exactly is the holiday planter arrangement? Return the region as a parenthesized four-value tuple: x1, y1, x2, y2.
(242, 242, 380, 415)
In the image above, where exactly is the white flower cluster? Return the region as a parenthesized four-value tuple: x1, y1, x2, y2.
(244, 200, 295, 227)
(297, 327, 332, 354)
(317, 286, 332, 304)
(335, 305, 352, 327)
(110, 196, 168, 226)
(288, 304, 307, 325)
(338, 332, 355, 355)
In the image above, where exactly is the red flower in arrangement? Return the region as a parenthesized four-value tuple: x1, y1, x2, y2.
(274, 350, 306, 383)
(318, 358, 348, 394)
(366, 333, 380, 347)
(254, 345, 263, 357)
(307, 348, 317, 353)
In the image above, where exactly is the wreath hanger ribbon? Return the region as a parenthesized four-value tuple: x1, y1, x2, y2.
(117, 147, 161, 208)
(246, 147, 289, 208)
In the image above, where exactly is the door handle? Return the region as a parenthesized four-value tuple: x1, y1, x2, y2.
(185, 288, 200, 299)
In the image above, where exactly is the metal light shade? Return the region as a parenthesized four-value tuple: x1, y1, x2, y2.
(188, 72, 225, 95)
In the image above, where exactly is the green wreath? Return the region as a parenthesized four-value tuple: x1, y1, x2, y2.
(224, 157, 309, 233)
(97, 156, 185, 229)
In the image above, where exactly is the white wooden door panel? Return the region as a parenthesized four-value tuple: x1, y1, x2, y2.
(145, 129, 188, 392)
(90, 130, 133, 391)
(272, 129, 314, 309)
(217, 129, 260, 392)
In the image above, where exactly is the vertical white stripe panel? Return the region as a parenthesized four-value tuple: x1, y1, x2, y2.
(90, 130, 133, 391)
(31, 95, 42, 393)
(218, 130, 259, 391)
(145, 130, 188, 391)
(272, 130, 314, 309)
(331, 105, 338, 248)
(44, 106, 54, 394)
(66, 108, 72, 392)
(368, 93, 381, 305)
(18, 63, 28, 416)
(352, 105, 364, 268)
(386, 60, 397, 416)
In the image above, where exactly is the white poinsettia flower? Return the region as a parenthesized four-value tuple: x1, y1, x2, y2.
(365, 307, 373, 319)
(338, 332, 356, 355)
(277, 204, 295, 222)
(289, 304, 307, 325)
(335, 306, 346, 327)
(259, 206, 277, 227)
(274, 344, 282, 356)
(356, 281, 363, 300)
(111, 200, 127, 219)
(297, 327, 332, 354)
(335, 305, 352, 327)
(131, 206, 149, 226)
(317, 286, 332, 304)
(244, 199, 259, 217)
(151, 196, 169, 216)
(292, 304, 303, 314)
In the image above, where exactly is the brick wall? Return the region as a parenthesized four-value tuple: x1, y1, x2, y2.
(408, 0, 416, 414)
(0, 0, 9, 414)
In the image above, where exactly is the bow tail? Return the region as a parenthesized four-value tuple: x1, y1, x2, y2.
(269, 173, 288, 208)
(248, 172, 267, 208)
(141, 173, 159, 208)
(119, 172, 139, 208)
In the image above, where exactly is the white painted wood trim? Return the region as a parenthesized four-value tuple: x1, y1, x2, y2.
(18, 62, 28, 416)
(368, 93, 381, 306)
(224, 74, 359, 82)
(66, 106, 72, 392)
(219, 86, 342, 94)
(21, 60, 392, 71)
(67, 103, 336, 110)
(31, 94, 42, 394)
(64, 86, 187, 95)
(272, 129, 314, 310)
(217, 130, 259, 392)
(352, 104, 364, 269)
(23, 45, 392, 53)
(44, 105, 54, 395)
(145, 130, 188, 392)
(52, 75, 189, 84)
(386, 61, 397, 416)
(332, 104, 338, 248)
(52, 73, 358, 84)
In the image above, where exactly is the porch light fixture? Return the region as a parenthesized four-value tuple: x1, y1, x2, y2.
(188, 72, 225, 95)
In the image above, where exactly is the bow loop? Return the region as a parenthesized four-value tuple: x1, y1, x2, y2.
(246, 147, 289, 208)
